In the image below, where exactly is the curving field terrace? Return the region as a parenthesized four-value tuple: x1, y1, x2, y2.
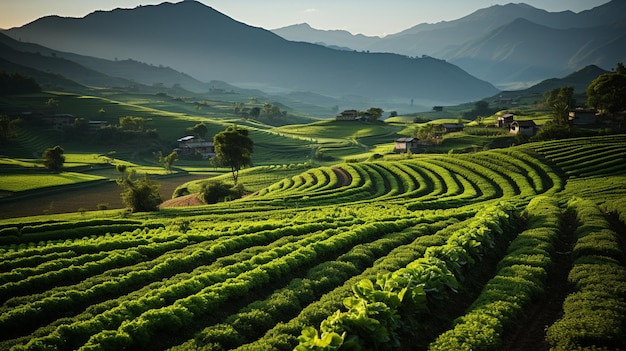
(1, 135, 626, 351)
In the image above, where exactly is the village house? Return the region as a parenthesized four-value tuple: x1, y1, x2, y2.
(568, 109, 597, 125)
(175, 135, 215, 159)
(88, 120, 108, 132)
(497, 113, 515, 128)
(42, 114, 75, 131)
(394, 137, 420, 153)
(510, 120, 538, 136)
(336, 109, 359, 121)
(439, 123, 464, 133)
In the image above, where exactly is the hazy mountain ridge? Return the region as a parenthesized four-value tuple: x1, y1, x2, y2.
(272, 1, 626, 89)
(3, 0, 499, 109)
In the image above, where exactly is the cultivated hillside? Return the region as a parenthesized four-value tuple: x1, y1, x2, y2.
(1, 135, 625, 350)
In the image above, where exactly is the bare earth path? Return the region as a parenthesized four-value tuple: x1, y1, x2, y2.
(0, 174, 208, 219)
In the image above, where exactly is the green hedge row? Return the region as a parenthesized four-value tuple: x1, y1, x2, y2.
(429, 196, 561, 350)
(546, 197, 626, 350)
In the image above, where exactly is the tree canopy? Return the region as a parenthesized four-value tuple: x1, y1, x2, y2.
(212, 126, 253, 184)
(544, 86, 574, 125)
(117, 170, 162, 212)
(42, 145, 65, 172)
(188, 122, 208, 138)
(587, 63, 626, 116)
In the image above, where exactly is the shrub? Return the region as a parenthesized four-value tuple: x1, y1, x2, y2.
(117, 171, 162, 212)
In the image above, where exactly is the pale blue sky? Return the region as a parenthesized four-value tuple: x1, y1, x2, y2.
(0, 0, 611, 36)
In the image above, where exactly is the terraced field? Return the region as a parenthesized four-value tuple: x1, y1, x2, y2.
(1, 134, 625, 351)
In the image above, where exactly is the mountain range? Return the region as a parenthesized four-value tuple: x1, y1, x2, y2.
(2, 1, 498, 112)
(273, 1, 626, 89)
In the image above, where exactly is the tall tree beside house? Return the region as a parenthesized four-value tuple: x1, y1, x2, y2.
(188, 122, 208, 138)
(212, 125, 253, 184)
(587, 63, 626, 116)
(42, 145, 65, 172)
(544, 86, 574, 125)
(365, 107, 384, 121)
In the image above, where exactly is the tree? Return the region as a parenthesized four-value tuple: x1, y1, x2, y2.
(587, 63, 626, 116)
(43, 145, 65, 172)
(212, 126, 253, 184)
(249, 107, 261, 120)
(0, 115, 20, 143)
(117, 170, 162, 212)
(159, 151, 178, 171)
(188, 122, 208, 138)
(544, 86, 574, 125)
(365, 107, 383, 121)
(45, 98, 59, 113)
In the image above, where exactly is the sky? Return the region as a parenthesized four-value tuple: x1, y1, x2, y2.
(0, 0, 612, 37)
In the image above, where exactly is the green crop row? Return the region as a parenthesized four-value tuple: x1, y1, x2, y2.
(295, 202, 515, 351)
(234, 214, 477, 351)
(181, 219, 457, 351)
(546, 198, 626, 351)
(2, 220, 357, 340)
(429, 196, 561, 350)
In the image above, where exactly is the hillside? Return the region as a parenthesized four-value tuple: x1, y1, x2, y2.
(3, 0, 499, 108)
(1, 134, 625, 350)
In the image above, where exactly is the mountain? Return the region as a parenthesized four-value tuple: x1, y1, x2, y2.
(518, 65, 608, 95)
(271, 1, 626, 89)
(3, 1, 498, 107)
(436, 18, 623, 89)
(272, 23, 379, 51)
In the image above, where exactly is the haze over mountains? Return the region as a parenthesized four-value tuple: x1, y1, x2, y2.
(274, 1, 626, 89)
(1, 0, 623, 115)
(3, 0, 498, 112)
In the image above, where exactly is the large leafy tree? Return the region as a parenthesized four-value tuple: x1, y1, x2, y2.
(212, 126, 253, 184)
(544, 86, 574, 125)
(587, 63, 626, 116)
(42, 145, 65, 172)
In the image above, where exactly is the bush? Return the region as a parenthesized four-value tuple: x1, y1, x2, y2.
(199, 181, 243, 204)
(117, 171, 162, 212)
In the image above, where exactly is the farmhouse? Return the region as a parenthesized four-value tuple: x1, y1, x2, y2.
(88, 120, 108, 132)
(510, 120, 538, 136)
(394, 137, 420, 153)
(336, 110, 359, 121)
(439, 123, 464, 133)
(42, 114, 75, 131)
(497, 113, 514, 128)
(175, 135, 215, 159)
(568, 109, 597, 125)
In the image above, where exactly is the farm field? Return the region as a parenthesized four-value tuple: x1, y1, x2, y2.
(1, 134, 626, 351)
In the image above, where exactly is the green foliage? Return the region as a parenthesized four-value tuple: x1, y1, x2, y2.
(544, 86, 575, 125)
(213, 125, 253, 184)
(199, 180, 241, 204)
(42, 145, 65, 172)
(187, 122, 208, 138)
(587, 63, 626, 116)
(0, 115, 21, 143)
(117, 170, 162, 212)
(158, 150, 178, 171)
